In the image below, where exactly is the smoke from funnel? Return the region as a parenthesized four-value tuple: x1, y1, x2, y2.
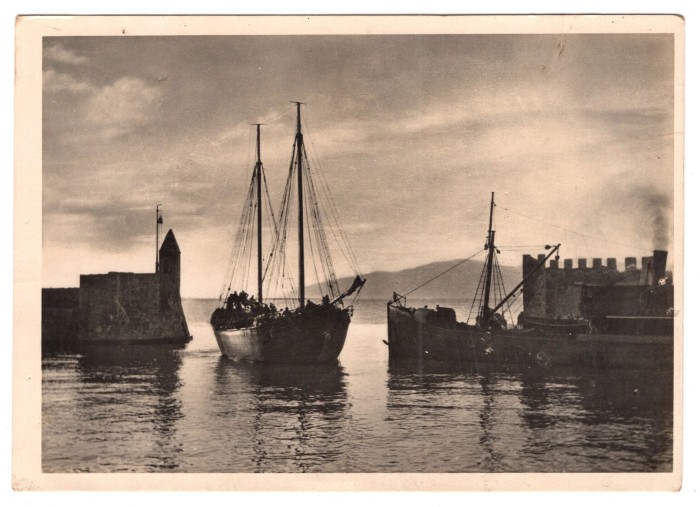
(646, 191, 671, 250)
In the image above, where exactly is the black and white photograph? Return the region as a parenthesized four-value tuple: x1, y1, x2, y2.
(13, 14, 684, 490)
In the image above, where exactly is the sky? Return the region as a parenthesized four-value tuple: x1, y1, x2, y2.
(42, 33, 675, 298)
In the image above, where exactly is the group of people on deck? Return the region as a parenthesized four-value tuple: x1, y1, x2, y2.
(212, 291, 335, 330)
(225, 290, 276, 315)
(224, 290, 332, 319)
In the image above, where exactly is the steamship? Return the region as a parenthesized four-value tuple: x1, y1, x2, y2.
(387, 193, 674, 370)
(495, 248, 675, 370)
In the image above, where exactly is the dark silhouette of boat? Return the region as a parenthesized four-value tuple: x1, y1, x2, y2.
(211, 103, 365, 364)
(387, 193, 673, 371)
(387, 193, 554, 368)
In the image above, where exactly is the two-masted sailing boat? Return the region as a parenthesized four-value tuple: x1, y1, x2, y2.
(211, 103, 365, 363)
(387, 192, 560, 367)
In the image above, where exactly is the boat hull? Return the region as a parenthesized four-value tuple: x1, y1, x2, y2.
(387, 303, 673, 370)
(214, 306, 351, 364)
(387, 304, 490, 367)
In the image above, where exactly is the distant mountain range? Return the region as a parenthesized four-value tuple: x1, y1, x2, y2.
(319, 258, 521, 301)
(183, 258, 522, 323)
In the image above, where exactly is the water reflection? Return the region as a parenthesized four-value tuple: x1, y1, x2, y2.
(477, 375, 504, 472)
(42, 309, 674, 473)
(213, 358, 349, 472)
(386, 364, 465, 394)
(518, 375, 559, 430)
(516, 367, 673, 471)
(69, 343, 185, 471)
(568, 368, 673, 471)
(386, 361, 674, 472)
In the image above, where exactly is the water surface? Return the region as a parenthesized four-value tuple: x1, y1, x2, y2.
(42, 299, 673, 472)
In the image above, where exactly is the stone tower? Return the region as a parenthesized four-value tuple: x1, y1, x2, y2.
(158, 228, 190, 339)
(44, 227, 191, 344)
(158, 229, 181, 288)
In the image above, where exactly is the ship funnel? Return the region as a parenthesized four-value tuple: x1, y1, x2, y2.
(652, 250, 668, 286)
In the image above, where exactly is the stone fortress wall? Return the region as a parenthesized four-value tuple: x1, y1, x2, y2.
(42, 229, 190, 345)
(522, 250, 671, 320)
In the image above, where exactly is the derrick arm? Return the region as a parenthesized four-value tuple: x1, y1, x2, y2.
(490, 243, 561, 317)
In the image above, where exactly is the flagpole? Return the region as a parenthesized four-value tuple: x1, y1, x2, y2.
(156, 204, 162, 273)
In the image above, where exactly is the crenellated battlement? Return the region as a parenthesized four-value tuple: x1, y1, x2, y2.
(543, 255, 650, 273)
(531, 251, 668, 280)
(521, 249, 671, 321)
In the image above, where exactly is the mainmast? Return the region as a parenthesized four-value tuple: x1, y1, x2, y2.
(480, 192, 496, 328)
(293, 101, 306, 309)
(253, 123, 264, 303)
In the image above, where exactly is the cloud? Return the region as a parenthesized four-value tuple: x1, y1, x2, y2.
(84, 77, 164, 139)
(43, 74, 166, 146)
(40, 35, 676, 297)
(45, 43, 89, 65)
(43, 69, 94, 94)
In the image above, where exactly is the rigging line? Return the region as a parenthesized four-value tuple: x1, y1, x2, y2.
(404, 249, 484, 297)
(498, 249, 550, 253)
(495, 257, 508, 315)
(308, 164, 338, 296)
(262, 216, 278, 282)
(238, 196, 255, 293)
(468, 259, 488, 324)
(501, 287, 522, 320)
(509, 302, 524, 322)
(492, 255, 502, 310)
(298, 116, 354, 271)
(305, 199, 324, 299)
(301, 159, 323, 296)
(269, 163, 295, 303)
(503, 282, 524, 315)
(235, 181, 257, 286)
(496, 204, 651, 252)
(502, 199, 669, 238)
(303, 148, 339, 296)
(262, 170, 280, 237)
(505, 290, 523, 310)
(300, 114, 363, 276)
(318, 161, 362, 275)
(313, 168, 361, 277)
(308, 160, 360, 279)
(264, 104, 295, 124)
(304, 178, 327, 300)
(264, 212, 281, 295)
(261, 212, 279, 282)
(305, 177, 329, 296)
(275, 142, 299, 302)
(245, 200, 260, 291)
(260, 169, 280, 276)
(267, 207, 289, 299)
(243, 124, 255, 188)
(220, 173, 257, 299)
(499, 245, 553, 248)
(494, 255, 507, 308)
(263, 139, 297, 297)
(219, 164, 254, 293)
(494, 256, 516, 327)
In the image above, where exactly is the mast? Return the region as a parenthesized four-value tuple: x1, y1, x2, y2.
(254, 123, 264, 303)
(155, 204, 162, 273)
(293, 101, 305, 309)
(481, 192, 496, 328)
